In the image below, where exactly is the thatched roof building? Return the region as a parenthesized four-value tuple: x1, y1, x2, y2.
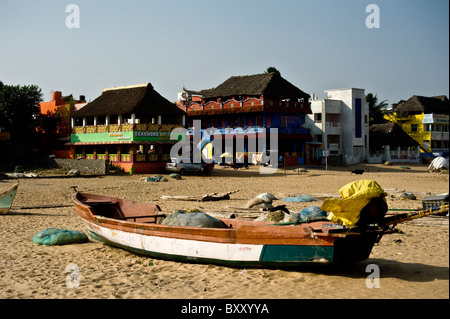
(201, 72, 310, 101)
(369, 122, 419, 148)
(392, 95, 449, 117)
(73, 83, 185, 118)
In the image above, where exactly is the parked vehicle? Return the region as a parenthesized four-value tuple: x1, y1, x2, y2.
(165, 158, 213, 175)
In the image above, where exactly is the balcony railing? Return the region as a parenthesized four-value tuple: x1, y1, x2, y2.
(431, 131, 449, 140)
(72, 124, 183, 134)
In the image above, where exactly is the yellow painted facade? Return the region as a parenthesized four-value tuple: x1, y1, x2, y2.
(385, 113, 449, 153)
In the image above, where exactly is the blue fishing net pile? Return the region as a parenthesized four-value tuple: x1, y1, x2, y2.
(281, 196, 317, 203)
(32, 228, 89, 246)
(144, 175, 168, 182)
(299, 206, 328, 221)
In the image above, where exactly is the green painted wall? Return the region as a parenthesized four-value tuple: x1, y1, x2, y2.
(70, 130, 185, 143)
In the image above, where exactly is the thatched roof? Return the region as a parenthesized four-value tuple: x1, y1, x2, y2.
(73, 83, 185, 118)
(393, 95, 449, 117)
(369, 122, 419, 148)
(201, 72, 310, 101)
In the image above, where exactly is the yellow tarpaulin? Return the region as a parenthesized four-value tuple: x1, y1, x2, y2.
(320, 180, 386, 228)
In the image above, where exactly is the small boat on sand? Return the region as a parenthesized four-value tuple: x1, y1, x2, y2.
(0, 183, 19, 214)
(72, 192, 448, 268)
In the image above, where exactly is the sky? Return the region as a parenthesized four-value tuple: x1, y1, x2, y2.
(1, 0, 448, 107)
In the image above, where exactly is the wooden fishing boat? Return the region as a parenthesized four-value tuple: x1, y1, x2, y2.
(0, 183, 19, 214)
(72, 192, 448, 268)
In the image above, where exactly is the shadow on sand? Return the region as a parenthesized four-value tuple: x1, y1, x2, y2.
(285, 258, 449, 283)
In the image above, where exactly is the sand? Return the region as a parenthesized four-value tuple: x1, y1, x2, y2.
(0, 163, 448, 299)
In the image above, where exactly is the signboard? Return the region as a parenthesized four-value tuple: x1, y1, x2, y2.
(423, 114, 449, 124)
(70, 130, 181, 143)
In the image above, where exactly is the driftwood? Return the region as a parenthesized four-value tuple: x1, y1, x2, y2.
(161, 190, 239, 202)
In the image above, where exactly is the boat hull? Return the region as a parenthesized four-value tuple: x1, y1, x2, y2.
(0, 183, 19, 214)
(73, 192, 380, 268)
(82, 220, 335, 267)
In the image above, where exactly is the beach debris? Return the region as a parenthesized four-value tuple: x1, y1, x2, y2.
(400, 166, 410, 170)
(384, 161, 392, 166)
(281, 195, 317, 203)
(161, 211, 228, 228)
(67, 169, 81, 177)
(351, 169, 365, 175)
(32, 228, 89, 246)
(255, 211, 300, 223)
(245, 193, 278, 208)
(428, 156, 449, 172)
(4, 172, 39, 178)
(299, 206, 328, 221)
(169, 173, 182, 180)
(161, 190, 239, 202)
(399, 193, 416, 200)
(269, 204, 290, 214)
(143, 175, 168, 182)
(255, 206, 328, 224)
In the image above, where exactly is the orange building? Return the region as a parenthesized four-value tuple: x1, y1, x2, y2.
(39, 91, 65, 115)
(39, 91, 87, 115)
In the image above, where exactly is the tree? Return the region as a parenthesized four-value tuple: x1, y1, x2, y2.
(56, 96, 75, 136)
(0, 82, 43, 142)
(365, 93, 389, 124)
(265, 67, 281, 76)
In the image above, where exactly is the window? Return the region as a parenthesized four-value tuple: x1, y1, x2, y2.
(355, 98, 362, 138)
(314, 113, 322, 123)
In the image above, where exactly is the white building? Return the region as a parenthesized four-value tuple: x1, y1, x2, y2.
(306, 88, 370, 165)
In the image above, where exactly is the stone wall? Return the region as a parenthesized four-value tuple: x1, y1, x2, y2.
(54, 158, 109, 175)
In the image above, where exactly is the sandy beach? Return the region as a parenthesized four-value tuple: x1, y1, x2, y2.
(0, 163, 448, 299)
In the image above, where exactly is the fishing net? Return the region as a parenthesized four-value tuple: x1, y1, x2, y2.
(161, 212, 228, 228)
(32, 228, 89, 246)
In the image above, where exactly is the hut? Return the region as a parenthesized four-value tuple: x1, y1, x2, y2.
(369, 122, 420, 163)
(69, 83, 186, 173)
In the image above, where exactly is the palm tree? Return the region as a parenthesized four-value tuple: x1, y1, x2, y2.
(365, 93, 389, 124)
